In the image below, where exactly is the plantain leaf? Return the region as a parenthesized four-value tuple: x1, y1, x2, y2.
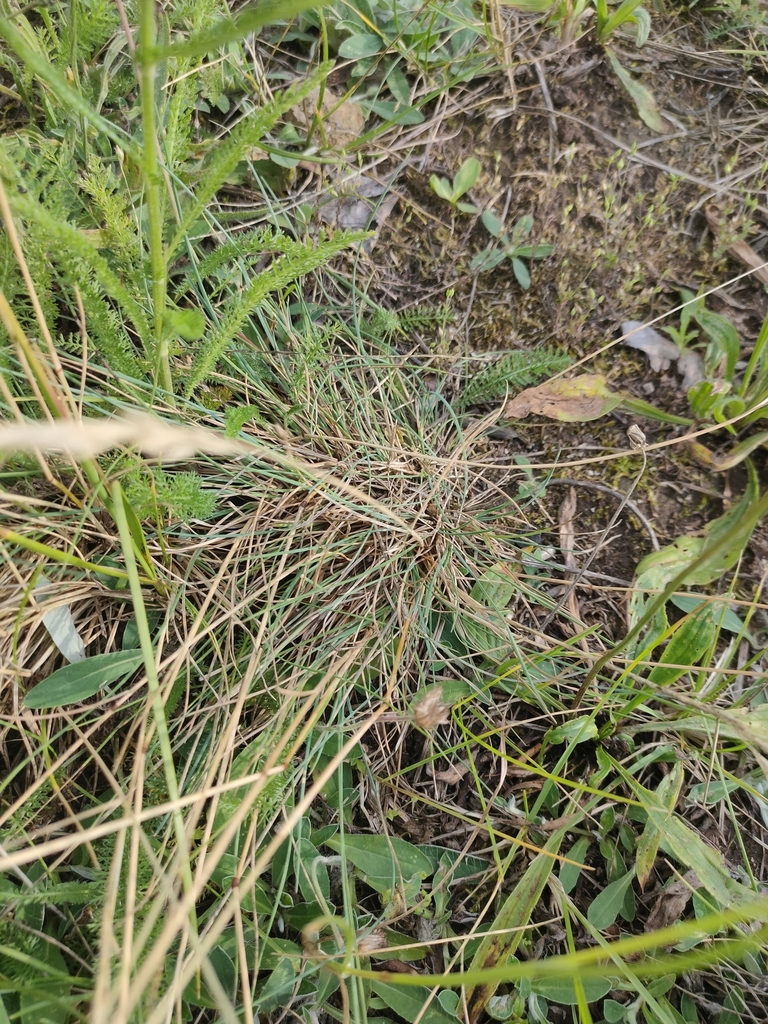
(648, 604, 718, 687)
(23, 651, 144, 709)
(588, 869, 635, 930)
(466, 829, 565, 1022)
(324, 834, 433, 894)
(606, 49, 664, 132)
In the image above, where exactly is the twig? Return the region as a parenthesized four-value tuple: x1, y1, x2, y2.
(539, 425, 649, 633)
(545, 477, 659, 551)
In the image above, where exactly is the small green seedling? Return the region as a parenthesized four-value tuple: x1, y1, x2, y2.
(661, 294, 698, 349)
(665, 289, 743, 426)
(429, 157, 481, 213)
(470, 210, 553, 289)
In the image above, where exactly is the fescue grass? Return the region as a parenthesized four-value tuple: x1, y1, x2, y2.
(1, 0, 768, 1022)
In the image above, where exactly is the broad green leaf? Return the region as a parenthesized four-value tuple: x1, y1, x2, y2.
(366, 99, 424, 125)
(618, 765, 757, 908)
(648, 604, 717, 687)
(559, 836, 590, 895)
(670, 595, 753, 643)
(630, 462, 761, 646)
(598, 0, 644, 39)
(418, 845, 489, 880)
(254, 956, 296, 1012)
(430, 175, 453, 201)
(23, 650, 144, 709)
(165, 307, 206, 341)
(515, 243, 555, 260)
(532, 976, 613, 1004)
(604, 998, 628, 1022)
(688, 430, 768, 471)
(370, 980, 460, 1024)
(487, 994, 516, 1020)
(606, 49, 663, 132)
(338, 32, 382, 58)
(510, 214, 533, 243)
(453, 158, 481, 199)
(694, 306, 739, 380)
(511, 257, 531, 290)
(481, 210, 504, 237)
(588, 869, 635, 930)
(466, 829, 565, 1019)
(324, 834, 433, 893)
(296, 837, 329, 903)
(636, 763, 683, 890)
(18, 940, 70, 1024)
(545, 716, 598, 746)
(687, 779, 739, 805)
(387, 63, 410, 106)
(632, 6, 651, 45)
(661, 704, 768, 755)
(470, 564, 516, 609)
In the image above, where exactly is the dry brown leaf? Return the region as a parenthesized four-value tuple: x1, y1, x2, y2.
(356, 929, 389, 955)
(644, 870, 700, 932)
(316, 174, 399, 253)
(558, 486, 578, 574)
(290, 86, 365, 151)
(412, 688, 451, 730)
(430, 763, 468, 785)
(503, 374, 622, 422)
(705, 206, 768, 286)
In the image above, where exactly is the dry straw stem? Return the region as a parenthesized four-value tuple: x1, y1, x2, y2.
(0, 411, 423, 538)
(0, 411, 248, 460)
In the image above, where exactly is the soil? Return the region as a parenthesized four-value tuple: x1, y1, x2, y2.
(339, 15, 768, 610)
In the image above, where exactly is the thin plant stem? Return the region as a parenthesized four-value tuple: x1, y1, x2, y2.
(111, 483, 196, 928)
(137, 0, 172, 398)
(540, 426, 648, 633)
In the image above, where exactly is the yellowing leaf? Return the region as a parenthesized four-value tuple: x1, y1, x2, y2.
(503, 374, 622, 422)
(466, 829, 564, 1022)
(606, 49, 664, 133)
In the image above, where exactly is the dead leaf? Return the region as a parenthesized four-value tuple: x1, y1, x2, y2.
(412, 688, 451, 730)
(356, 929, 389, 955)
(558, 487, 578, 573)
(623, 321, 680, 372)
(290, 86, 365, 151)
(430, 763, 468, 785)
(644, 870, 700, 932)
(705, 206, 768, 286)
(503, 374, 622, 422)
(316, 174, 398, 253)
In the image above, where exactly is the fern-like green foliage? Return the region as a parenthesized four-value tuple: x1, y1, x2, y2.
(457, 348, 572, 409)
(0, 879, 104, 908)
(168, 61, 334, 258)
(184, 228, 364, 396)
(126, 468, 218, 522)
